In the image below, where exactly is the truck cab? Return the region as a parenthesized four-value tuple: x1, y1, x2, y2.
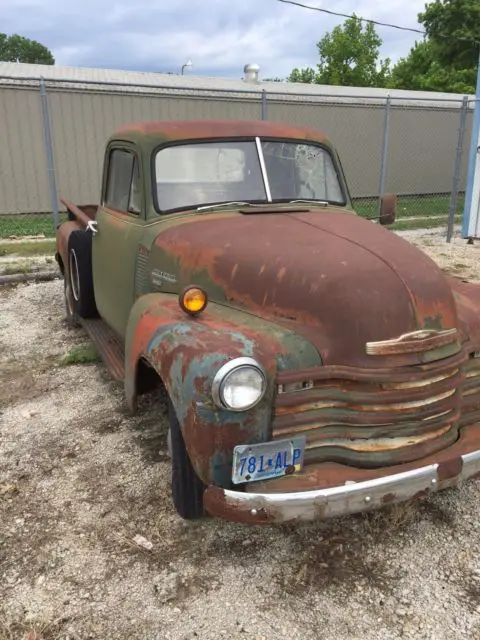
(55, 119, 480, 525)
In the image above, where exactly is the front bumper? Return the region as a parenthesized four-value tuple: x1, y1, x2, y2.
(203, 447, 480, 524)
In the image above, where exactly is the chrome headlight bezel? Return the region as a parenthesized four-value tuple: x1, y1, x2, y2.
(212, 357, 267, 412)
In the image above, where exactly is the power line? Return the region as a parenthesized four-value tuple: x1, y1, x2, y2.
(276, 0, 426, 36)
(276, 0, 480, 46)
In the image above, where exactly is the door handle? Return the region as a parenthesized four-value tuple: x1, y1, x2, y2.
(87, 220, 98, 235)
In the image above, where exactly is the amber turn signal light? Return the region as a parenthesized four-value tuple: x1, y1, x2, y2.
(179, 286, 208, 316)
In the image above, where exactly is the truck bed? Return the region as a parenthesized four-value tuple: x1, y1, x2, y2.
(60, 198, 97, 227)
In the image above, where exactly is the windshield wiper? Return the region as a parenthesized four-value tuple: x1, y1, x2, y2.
(197, 199, 329, 213)
(196, 201, 264, 212)
(287, 199, 329, 207)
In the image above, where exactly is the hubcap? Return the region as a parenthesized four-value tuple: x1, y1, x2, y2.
(64, 279, 75, 315)
(69, 249, 80, 302)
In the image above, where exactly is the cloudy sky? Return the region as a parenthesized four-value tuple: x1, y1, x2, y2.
(1, 0, 427, 78)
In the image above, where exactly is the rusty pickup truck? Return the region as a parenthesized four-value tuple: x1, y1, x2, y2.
(55, 119, 480, 525)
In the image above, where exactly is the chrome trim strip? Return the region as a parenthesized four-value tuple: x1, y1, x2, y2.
(366, 328, 458, 356)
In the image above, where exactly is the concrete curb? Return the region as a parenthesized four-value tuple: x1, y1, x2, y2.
(0, 270, 61, 286)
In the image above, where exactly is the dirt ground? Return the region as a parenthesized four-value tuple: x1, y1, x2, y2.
(1, 229, 480, 640)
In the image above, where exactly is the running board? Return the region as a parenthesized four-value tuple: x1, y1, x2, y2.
(80, 318, 125, 381)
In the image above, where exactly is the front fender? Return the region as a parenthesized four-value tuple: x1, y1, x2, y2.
(125, 293, 321, 486)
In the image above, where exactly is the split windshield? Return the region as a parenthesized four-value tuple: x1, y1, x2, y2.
(154, 139, 345, 212)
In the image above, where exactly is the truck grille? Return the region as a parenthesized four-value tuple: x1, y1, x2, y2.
(460, 355, 480, 428)
(272, 350, 478, 469)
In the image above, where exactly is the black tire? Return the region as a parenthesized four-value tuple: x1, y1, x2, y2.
(169, 400, 205, 520)
(67, 230, 98, 319)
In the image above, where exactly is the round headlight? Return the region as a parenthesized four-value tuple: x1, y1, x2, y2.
(212, 357, 267, 412)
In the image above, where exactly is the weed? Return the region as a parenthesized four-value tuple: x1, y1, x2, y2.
(1, 263, 33, 275)
(59, 344, 100, 366)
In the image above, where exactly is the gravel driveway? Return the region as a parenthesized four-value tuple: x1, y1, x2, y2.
(1, 231, 480, 640)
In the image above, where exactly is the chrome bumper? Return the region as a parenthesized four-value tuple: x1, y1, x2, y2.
(203, 449, 480, 524)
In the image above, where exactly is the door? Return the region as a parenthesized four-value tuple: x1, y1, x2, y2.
(92, 144, 146, 338)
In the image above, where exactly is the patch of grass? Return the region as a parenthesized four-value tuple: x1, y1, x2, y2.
(59, 344, 101, 366)
(389, 215, 462, 232)
(1, 262, 33, 275)
(0, 239, 56, 257)
(0, 213, 67, 238)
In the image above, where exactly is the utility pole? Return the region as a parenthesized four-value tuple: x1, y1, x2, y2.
(462, 48, 480, 240)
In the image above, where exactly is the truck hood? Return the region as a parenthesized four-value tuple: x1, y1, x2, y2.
(151, 209, 460, 365)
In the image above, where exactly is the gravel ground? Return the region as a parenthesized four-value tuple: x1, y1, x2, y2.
(1, 229, 480, 640)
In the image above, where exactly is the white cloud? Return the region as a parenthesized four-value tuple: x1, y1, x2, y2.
(0, 0, 427, 78)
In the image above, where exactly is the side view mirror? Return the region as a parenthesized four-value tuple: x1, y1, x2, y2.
(379, 194, 397, 226)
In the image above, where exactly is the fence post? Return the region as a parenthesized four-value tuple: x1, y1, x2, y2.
(39, 76, 59, 229)
(261, 89, 268, 120)
(447, 96, 469, 243)
(377, 95, 391, 215)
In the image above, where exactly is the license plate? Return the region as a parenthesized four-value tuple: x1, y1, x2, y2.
(231, 436, 306, 485)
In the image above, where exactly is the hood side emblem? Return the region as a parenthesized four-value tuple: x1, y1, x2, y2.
(366, 328, 458, 356)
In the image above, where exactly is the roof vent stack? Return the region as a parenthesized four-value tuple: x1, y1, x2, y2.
(243, 63, 260, 83)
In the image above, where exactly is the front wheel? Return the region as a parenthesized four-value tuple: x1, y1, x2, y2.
(169, 400, 205, 520)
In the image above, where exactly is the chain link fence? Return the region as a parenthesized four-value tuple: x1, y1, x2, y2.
(0, 73, 474, 240)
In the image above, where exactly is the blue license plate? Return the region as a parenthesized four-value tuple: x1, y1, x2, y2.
(231, 436, 306, 485)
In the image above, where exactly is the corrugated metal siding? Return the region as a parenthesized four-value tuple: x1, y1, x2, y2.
(47, 89, 262, 209)
(385, 107, 468, 196)
(268, 100, 384, 198)
(0, 69, 472, 214)
(0, 87, 50, 214)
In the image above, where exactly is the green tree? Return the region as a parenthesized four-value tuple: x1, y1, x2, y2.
(287, 67, 317, 83)
(390, 0, 480, 93)
(0, 33, 54, 65)
(420, 0, 480, 70)
(288, 15, 391, 87)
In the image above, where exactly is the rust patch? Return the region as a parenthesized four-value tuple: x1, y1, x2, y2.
(126, 296, 293, 485)
(381, 492, 396, 503)
(113, 119, 328, 145)
(437, 456, 463, 481)
(60, 198, 92, 228)
(412, 489, 430, 501)
(56, 220, 84, 272)
(203, 486, 275, 525)
(366, 328, 459, 356)
(149, 210, 464, 368)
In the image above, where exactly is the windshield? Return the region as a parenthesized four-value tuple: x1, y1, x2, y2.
(154, 139, 345, 212)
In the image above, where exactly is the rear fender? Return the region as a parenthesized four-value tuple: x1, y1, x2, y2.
(125, 293, 321, 486)
(55, 220, 84, 275)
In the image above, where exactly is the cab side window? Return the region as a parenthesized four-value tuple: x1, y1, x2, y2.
(105, 149, 141, 215)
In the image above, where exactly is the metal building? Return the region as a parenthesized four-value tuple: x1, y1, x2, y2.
(0, 61, 474, 216)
